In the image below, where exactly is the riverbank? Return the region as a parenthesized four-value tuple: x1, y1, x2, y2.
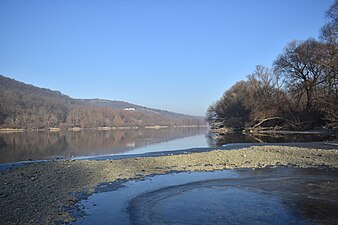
(1, 145, 338, 224)
(0, 125, 207, 133)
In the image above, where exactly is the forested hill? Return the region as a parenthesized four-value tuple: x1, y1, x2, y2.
(0, 75, 204, 129)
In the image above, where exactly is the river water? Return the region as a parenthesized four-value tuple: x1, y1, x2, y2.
(0, 128, 208, 163)
(0, 127, 336, 163)
(72, 168, 338, 225)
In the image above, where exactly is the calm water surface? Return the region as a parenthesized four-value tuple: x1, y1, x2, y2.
(73, 168, 338, 225)
(0, 127, 336, 163)
(0, 128, 208, 163)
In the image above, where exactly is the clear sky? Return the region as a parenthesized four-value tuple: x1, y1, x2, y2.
(0, 0, 333, 116)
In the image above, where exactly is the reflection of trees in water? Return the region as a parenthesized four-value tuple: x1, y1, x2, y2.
(289, 194, 338, 223)
(247, 169, 338, 224)
(252, 133, 337, 143)
(0, 128, 206, 163)
(227, 168, 338, 224)
(206, 132, 256, 147)
(265, 174, 338, 224)
(0, 136, 7, 148)
(207, 131, 337, 147)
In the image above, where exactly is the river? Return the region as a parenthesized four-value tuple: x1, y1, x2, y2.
(0, 127, 336, 164)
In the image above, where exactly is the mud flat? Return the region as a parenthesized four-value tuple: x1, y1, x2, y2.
(0, 145, 338, 224)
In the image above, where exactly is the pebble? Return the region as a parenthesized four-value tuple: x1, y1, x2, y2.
(0, 194, 8, 198)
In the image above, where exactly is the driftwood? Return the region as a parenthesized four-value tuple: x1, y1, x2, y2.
(247, 117, 306, 133)
(252, 117, 286, 129)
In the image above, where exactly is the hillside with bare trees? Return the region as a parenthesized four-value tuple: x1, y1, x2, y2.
(0, 75, 204, 129)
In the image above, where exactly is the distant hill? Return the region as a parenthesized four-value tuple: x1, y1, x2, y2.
(0, 75, 205, 129)
(0, 75, 71, 100)
(78, 99, 163, 114)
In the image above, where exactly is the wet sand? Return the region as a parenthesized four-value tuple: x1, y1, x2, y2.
(0, 145, 338, 224)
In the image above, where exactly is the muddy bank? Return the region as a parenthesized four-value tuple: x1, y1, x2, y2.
(1, 145, 338, 224)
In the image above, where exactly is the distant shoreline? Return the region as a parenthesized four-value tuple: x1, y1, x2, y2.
(0, 144, 337, 224)
(0, 125, 207, 133)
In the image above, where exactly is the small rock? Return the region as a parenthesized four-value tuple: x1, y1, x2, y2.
(0, 194, 8, 198)
(68, 199, 76, 204)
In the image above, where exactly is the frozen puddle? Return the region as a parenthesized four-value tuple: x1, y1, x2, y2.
(72, 168, 338, 225)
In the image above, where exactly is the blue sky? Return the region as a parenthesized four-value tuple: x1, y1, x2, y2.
(0, 0, 333, 116)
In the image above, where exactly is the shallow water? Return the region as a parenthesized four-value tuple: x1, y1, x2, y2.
(73, 168, 338, 225)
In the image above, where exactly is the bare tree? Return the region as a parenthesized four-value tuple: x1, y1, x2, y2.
(273, 39, 329, 112)
(246, 65, 287, 120)
(321, 0, 338, 45)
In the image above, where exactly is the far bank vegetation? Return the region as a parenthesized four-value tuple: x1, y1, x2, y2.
(0, 79, 203, 130)
(207, 2, 337, 133)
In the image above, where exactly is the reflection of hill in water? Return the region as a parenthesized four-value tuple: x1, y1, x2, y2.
(0, 128, 206, 163)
